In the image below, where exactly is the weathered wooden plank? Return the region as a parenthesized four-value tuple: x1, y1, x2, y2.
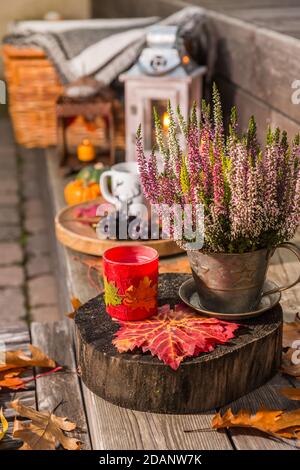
(207, 9, 300, 125)
(82, 384, 232, 450)
(216, 77, 300, 145)
(268, 247, 300, 323)
(231, 6, 300, 22)
(196, 0, 300, 11)
(0, 434, 23, 450)
(96, 0, 300, 19)
(0, 326, 30, 346)
(267, 230, 300, 322)
(222, 374, 300, 450)
(30, 320, 91, 450)
(93, 0, 184, 18)
(242, 19, 300, 36)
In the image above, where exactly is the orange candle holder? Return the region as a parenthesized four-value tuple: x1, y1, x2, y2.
(77, 139, 96, 162)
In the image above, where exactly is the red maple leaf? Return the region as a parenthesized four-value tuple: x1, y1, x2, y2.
(113, 304, 239, 370)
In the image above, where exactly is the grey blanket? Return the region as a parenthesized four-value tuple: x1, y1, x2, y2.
(3, 7, 208, 86)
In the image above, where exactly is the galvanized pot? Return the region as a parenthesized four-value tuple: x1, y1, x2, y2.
(187, 242, 300, 314)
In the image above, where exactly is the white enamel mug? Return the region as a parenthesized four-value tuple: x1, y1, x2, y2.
(99, 162, 145, 216)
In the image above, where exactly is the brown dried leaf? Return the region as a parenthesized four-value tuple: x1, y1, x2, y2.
(0, 345, 55, 373)
(66, 297, 82, 319)
(212, 407, 300, 439)
(279, 388, 300, 401)
(11, 400, 80, 450)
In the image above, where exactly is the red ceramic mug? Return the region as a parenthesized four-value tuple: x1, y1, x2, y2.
(103, 245, 159, 321)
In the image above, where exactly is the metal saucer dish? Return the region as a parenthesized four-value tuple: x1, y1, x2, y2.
(179, 279, 281, 320)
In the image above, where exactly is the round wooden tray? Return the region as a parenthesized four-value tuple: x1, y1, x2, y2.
(55, 198, 183, 257)
(75, 273, 283, 414)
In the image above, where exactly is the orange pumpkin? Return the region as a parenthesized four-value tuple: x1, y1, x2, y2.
(64, 179, 101, 205)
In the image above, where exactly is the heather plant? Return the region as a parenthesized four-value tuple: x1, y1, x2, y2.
(136, 84, 300, 253)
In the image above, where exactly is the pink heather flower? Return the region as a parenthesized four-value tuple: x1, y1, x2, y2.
(281, 164, 300, 239)
(199, 129, 212, 198)
(212, 160, 225, 216)
(289, 170, 300, 234)
(229, 143, 249, 238)
(136, 90, 300, 253)
(187, 124, 201, 176)
(136, 130, 151, 200)
(246, 164, 264, 238)
(146, 151, 160, 204)
(262, 145, 280, 230)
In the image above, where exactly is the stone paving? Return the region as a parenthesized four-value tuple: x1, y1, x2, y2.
(0, 119, 60, 327)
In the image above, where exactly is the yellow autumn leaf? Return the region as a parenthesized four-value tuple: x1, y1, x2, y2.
(104, 276, 122, 307)
(212, 407, 300, 439)
(0, 408, 8, 441)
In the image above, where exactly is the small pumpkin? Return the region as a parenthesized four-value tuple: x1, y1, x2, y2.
(64, 179, 101, 206)
(76, 163, 109, 184)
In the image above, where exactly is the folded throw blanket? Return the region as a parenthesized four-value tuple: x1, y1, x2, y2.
(4, 7, 208, 87)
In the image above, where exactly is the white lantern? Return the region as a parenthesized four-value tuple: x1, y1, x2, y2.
(120, 26, 206, 161)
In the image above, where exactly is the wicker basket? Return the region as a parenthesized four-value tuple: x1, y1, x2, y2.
(2, 44, 125, 149)
(2, 44, 63, 147)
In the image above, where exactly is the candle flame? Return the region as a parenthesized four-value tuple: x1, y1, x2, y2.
(162, 112, 170, 129)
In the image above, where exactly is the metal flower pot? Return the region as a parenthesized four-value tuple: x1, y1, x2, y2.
(187, 242, 300, 313)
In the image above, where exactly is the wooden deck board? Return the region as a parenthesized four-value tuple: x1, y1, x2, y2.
(0, 326, 30, 348)
(82, 385, 232, 450)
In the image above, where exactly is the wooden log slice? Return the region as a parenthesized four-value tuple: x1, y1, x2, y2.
(75, 274, 283, 414)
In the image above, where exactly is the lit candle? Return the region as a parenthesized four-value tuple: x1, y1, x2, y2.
(162, 112, 170, 130)
(77, 139, 96, 162)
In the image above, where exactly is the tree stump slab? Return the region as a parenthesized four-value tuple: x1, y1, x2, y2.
(75, 274, 283, 414)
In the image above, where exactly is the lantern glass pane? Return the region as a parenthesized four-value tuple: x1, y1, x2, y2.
(144, 99, 169, 151)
